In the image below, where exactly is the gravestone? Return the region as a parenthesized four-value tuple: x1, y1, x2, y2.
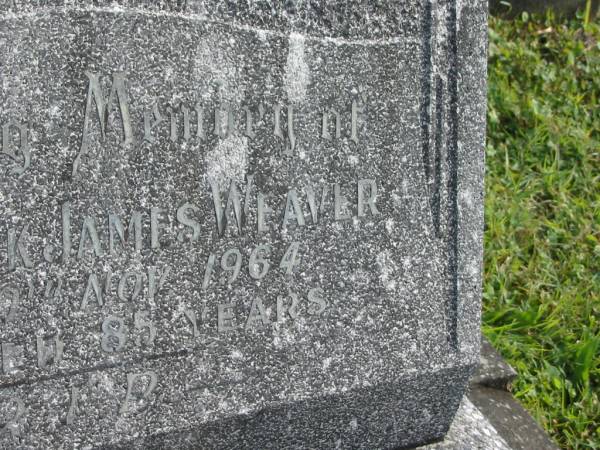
(0, 1, 487, 448)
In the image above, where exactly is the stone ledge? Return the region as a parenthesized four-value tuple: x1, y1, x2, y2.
(417, 336, 560, 450)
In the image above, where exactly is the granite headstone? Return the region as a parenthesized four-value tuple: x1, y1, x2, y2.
(0, 1, 487, 448)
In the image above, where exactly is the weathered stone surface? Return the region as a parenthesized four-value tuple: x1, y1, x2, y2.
(471, 336, 517, 390)
(469, 385, 561, 450)
(0, 1, 487, 448)
(420, 397, 512, 450)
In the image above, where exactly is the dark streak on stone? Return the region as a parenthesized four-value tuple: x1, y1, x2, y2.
(419, 0, 433, 224)
(0, 348, 190, 389)
(446, 0, 460, 351)
(432, 76, 444, 238)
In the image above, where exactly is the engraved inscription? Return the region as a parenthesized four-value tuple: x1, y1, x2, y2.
(119, 371, 158, 415)
(0, 285, 20, 323)
(73, 72, 133, 177)
(36, 334, 64, 369)
(134, 311, 156, 347)
(0, 69, 388, 386)
(7, 225, 33, 271)
(65, 386, 80, 426)
(1, 119, 31, 176)
(0, 397, 25, 440)
(70, 72, 370, 175)
(101, 316, 127, 353)
(1, 343, 25, 375)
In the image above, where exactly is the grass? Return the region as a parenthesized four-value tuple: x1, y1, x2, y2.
(484, 10, 600, 450)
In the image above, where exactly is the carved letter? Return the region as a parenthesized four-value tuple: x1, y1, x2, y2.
(73, 72, 133, 177)
(150, 207, 164, 250)
(273, 104, 295, 155)
(81, 273, 103, 311)
(351, 96, 367, 143)
(357, 179, 379, 217)
(287, 106, 296, 154)
(195, 102, 205, 139)
(322, 108, 341, 140)
(183, 309, 199, 338)
(257, 193, 273, 234)
(282, 189, 306, 230)
(333, 183, 351, 220)
(334, 183, 351, 221)
(1, 343, 24, 375)
(117, 272, 142, 302)
(307, 287, 327, 315)
(148, 265, 171, 302)
(169, 107, 178, 142)
(44, 278, 63, 302)
(306, 185, 329, 224)
(134, 310, 156, 346)
(0, 397, 25, 439)
(213, 103, 234, 138)
(210, 176, 254, 236)
(273, 104, 283, 140)
(36, 334, 64, 369)
(245, 298, 270, 329)
(0, 286, 20, 323)
(277, 292, 299, 322)
(119, 371, 158, 415)
(243, 106, 256, 138)
(109, 211, 142, 255)
(77, 217, 103, 259)
(217, 303, 235, 332)
(167, 106, 192, 141)
(176, 203, 200, 242)
(7, 225, 33, 271)
(2, 119, 31, 175)
(66, 387, 80, 426)
(62, 202, 71, 264)
(182, 106, 191, 141)
(143, 102, 163, 143)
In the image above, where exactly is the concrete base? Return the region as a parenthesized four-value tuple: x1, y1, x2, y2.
(417, 337, 560, 450)
(420, 396, 512, 449)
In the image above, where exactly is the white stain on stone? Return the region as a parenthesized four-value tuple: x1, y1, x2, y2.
(284, 32, 310, 104)
(322, 357, 332, 370)
(460, 187, 474, 207)
(385, 218, 395, 233)
(467, 261, 480, 278)
(230, 349, 243, 359)
(376, 250, 398, 291)
(193, 39, 240, 102)
(256, 29, 268, 43)
(205, 134, 248, 190)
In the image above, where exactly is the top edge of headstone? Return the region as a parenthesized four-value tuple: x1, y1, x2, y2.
(1, 0, 426, 40)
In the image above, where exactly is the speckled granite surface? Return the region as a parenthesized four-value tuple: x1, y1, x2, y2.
(0, 1, 487, 448)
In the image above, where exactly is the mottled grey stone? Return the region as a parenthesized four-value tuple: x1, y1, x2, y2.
(468, 385, 561, 450)
(471, 337, 517, 390)
(419, 397, 512, 450)
(0, 1, 487, 448)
